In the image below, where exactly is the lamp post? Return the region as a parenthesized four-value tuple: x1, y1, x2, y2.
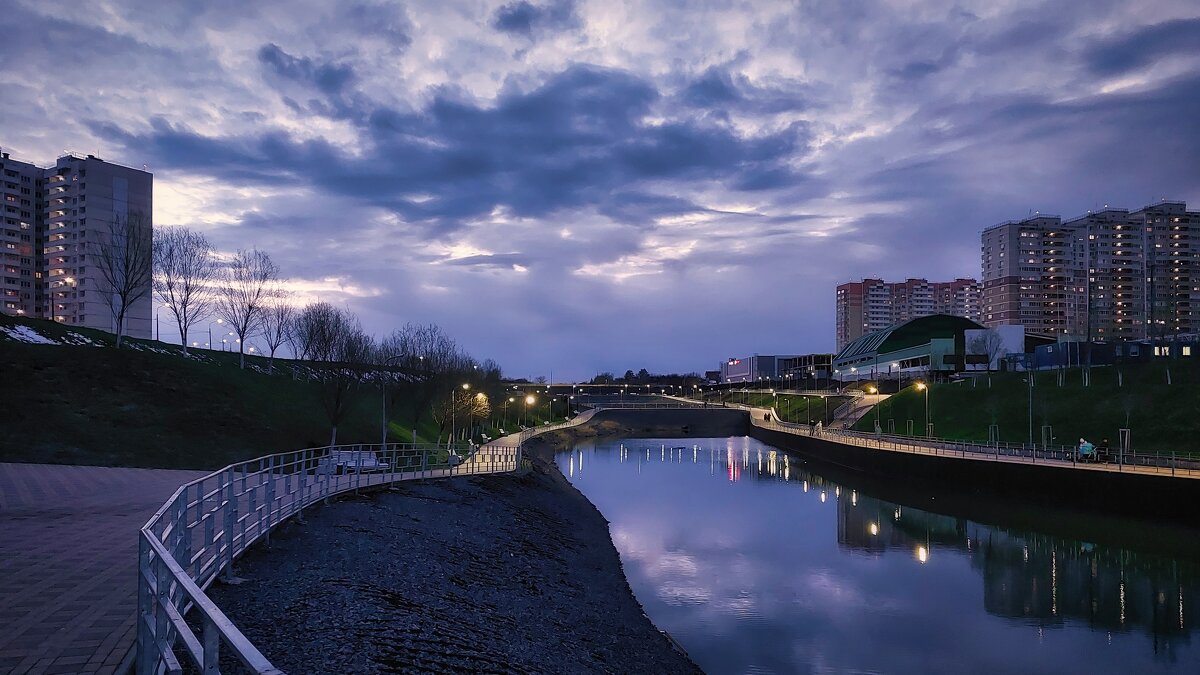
(525, 394, 535, 426)
(868, 386, 879, 431)
(916, 382, 929, 436)
(892, 362, 901, 391)
(379, 354, 407, 446)
(505, 397, 514, 429)
(452, 383, 469, 447)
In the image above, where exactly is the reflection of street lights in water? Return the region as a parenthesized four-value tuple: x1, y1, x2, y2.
(917, 545, 929, 564)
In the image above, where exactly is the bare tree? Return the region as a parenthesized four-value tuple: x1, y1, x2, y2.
(260, 291, 295, 373)
(153, 227, 216, 355)
(969, 329, 1007, 372)
(214, 248, 278, 368)
(290, 301, 341, 362)
(293, 302, 375, 444)
(380, 323, 474, 432)
(91, 211, 153, 347)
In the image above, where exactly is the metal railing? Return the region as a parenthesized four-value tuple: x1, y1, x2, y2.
(136, 441, 521, 674)
(749, 412, 1200, 479)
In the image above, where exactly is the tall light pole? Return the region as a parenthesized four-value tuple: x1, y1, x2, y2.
(505, 397, 514, 429)
(452, 383, 469, 446)
(892, 362, 901, 391)
(380, 354, 407, 446)
(525, 394, 535, 426)
(868, 386, 879, 431)
(916, 382, 929, 436)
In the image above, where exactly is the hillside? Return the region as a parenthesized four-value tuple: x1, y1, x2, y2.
(851, 361, 1200, 456)
(0, 315, 496, 469)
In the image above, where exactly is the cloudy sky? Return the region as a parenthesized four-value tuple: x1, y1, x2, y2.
(2, 1, 1198, 379)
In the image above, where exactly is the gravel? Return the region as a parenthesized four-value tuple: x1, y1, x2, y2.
(207, 441, 700, 674)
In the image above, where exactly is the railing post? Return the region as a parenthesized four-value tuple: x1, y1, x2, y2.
(222, 470, 237, 580)
(202, 615, 220, 675)
(136, 533, 155, 675)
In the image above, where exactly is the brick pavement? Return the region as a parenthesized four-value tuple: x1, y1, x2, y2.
(0, 463, 204, 675)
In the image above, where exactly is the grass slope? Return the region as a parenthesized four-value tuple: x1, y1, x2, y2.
(851, 361, 1200, 456)
(1, 315, 559, 469)
(0, 338, 384, 469)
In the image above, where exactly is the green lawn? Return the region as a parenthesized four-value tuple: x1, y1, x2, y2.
(851, 361, 1200, 456)
(0, 315, 528, 469)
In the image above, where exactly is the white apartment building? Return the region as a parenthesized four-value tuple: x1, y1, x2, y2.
(981, 201, 1199, 341)
(1, 147, 153, 338)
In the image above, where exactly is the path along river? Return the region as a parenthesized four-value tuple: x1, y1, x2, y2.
(557, 436, 1200, 674)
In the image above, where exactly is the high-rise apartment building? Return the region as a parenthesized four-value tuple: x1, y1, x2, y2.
(835, 277, 981, 350)
(980, 201, 1199, 341)
(1, 152, 42, 317)
(0, 147, 153, 338)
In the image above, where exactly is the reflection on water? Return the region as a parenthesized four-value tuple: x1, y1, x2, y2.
(558, 437, 1200, 674)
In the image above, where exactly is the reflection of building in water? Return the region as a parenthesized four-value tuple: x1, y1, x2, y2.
(604, 440, 1199, 653)
(835, 493, 1199, 655)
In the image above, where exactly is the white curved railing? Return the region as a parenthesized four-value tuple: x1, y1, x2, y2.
(136, 442, 520, 674)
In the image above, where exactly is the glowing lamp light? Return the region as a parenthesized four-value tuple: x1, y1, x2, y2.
(525, 395, 535, 404)
(917, 546, 929, 564)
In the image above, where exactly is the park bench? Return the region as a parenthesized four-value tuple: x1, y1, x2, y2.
(316, 449, 391, 474)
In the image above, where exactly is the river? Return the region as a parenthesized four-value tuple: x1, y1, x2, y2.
(556, 436, 1200, 674)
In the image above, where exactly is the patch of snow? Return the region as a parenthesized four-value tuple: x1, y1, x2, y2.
(61, 332, 101, 346)
(0, 325, 59, 345)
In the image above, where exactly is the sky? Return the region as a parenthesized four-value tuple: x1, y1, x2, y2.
(2, 1, 1198, 381)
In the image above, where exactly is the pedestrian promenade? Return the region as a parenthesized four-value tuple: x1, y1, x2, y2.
(0, 463, 203, 675)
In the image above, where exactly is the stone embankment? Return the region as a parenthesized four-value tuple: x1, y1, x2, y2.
(208, 431, 700, 674)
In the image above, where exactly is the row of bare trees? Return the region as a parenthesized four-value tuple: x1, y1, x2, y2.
(153, 227, 502, 444)
(153, 227, 290, 368)
(289, 304, 500, 445)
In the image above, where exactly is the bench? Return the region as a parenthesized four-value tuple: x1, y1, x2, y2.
(316, 449, 391, 474)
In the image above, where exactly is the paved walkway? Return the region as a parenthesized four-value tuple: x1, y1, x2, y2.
(0, 463, 204, 675)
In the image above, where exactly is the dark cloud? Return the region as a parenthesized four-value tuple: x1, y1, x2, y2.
(94, 64, 812, 234)
(441, 253, 530, 268)
(680, 66, 812, 114)
(492, 0, 580, 37)
(258, 43, 356, 95)
(1083, 17, 1200, 75)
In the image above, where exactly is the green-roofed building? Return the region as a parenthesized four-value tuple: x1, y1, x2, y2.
(832, 314, 985, 380)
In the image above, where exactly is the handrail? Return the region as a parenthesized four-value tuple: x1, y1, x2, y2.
(746, 409, 1200, 479)
(136, 441, 522, 674)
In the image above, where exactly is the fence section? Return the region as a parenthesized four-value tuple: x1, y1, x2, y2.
(749, 413, 1200, 479)
(137, 442, 520, 674)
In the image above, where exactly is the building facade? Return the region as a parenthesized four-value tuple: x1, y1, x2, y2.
(720, 355, 801, 384)
(835, 277, 981, 350)
(1, 151, 42, 317)
(0, 148, 153, 338)
(981, 201, 1199, 341)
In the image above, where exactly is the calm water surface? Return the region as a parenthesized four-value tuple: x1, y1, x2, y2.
(557, 436, 1200, 674)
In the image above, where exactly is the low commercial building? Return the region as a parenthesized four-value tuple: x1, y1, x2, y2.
(719, 355, 800, 384)
(832, 314, 987, 380)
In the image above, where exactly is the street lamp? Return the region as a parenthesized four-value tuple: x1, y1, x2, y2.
(916, 382, 929, 436)
(525, 394, 535, 426)
(450, 383, 469, 447)
(892, 362, 901, 391)
(505, 397, 514, 429)
(868, 386, 879, 431)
